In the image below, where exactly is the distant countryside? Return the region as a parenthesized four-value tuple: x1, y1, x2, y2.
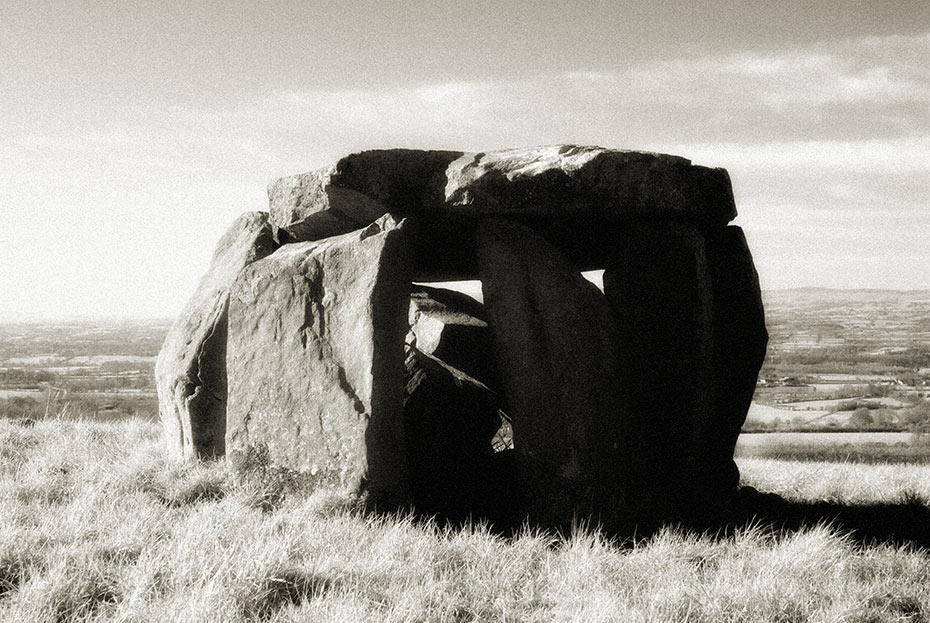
(2, 289, 929, 465)
(0, 320, 168, 424)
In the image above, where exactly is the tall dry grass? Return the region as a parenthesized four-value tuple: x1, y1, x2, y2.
(2, 418, 930, 622)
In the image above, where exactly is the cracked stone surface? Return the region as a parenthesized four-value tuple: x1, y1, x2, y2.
(225, 214, 412, 502)
(155, 211, 278, 459)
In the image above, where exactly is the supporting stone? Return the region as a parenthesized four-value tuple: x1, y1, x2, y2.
(701, 226, 768, 496)
(403, 346, 505, 519)
(476, 217, 624, 527)
(602, 223, 714, 519)
(225, 215, 412, 504)
(155, 212, 277, 459)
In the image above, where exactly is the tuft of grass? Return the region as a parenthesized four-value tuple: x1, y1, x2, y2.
(237, 568, 337, 620)
(229, 442, 339, 513)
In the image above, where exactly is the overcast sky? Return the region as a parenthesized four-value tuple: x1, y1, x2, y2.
(2, 1, 928, 320)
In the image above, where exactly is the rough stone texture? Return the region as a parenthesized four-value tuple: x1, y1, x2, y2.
(444, 145, 735, 225)
(268, 150, 463, 243)
(700, 226, 768, 495)
(602, 223, 714, 518)
(403, 346, 505, 518)
(225, 214, 412, 503)
(407, 285, 498, 389)
(155, 212, 277, 459)
(476, 218, 624, 527)
(269, 146, 736, 279)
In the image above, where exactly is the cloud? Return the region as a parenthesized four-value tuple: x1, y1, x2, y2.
(667, 138, 930, 174)
(3, 31, 929, 319)
(182, 31, 929, 160)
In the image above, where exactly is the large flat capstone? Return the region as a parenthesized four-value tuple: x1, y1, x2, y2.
(268, 146, 736, 279)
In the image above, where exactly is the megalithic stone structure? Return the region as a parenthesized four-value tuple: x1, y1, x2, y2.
(156, 144, 767, 527)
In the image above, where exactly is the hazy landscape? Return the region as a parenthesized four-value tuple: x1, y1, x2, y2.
(4, 287, 929, 452)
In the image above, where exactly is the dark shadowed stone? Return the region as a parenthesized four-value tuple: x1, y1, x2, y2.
(155, 212, 277, 460)
(700, 226, 768, 495)
(476, 217, 624, 527)
(602, 223, 714, 519)
(225, 215, 412, 503)
(407, 285, 499, 389)
(403, 346, 505, 518)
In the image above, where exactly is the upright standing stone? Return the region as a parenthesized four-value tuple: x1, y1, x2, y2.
(155, 212, 277, 459)
(403, 346, 504, 518)
(225, 215, 412, 504)
(476, 218, 624, 527)
(701, 226, 768, 496)
(602, 223, 713, 518)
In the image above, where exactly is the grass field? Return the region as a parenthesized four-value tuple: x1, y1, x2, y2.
(3, 419, 930, 622)
(736, 432, 930, 465)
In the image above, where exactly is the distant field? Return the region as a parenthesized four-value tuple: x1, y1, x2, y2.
(739, 432, 914, 445)
(781, 396, 909, 410)
(736, 431, 930, 464)
(0, 389, 43, 399)
(745, 401, 829, 425)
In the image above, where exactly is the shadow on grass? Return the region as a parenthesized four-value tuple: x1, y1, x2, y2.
(387, 476, 930, 549)
(260, 444, 930, 549)
(710, 486, 930, 549)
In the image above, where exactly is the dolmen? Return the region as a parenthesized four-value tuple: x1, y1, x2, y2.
(155, 145, 768, 530)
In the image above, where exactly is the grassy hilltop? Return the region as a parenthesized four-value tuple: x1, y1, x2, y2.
(3, 418, 930, 622)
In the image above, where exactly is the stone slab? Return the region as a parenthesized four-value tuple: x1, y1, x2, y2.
(269, 146, 736, 278)
(602, 223, 714, 518)
(225, 214, 412, 503)
(701, 225, 768, 495)
(476, 217, 624, 527)
(407, 285, 498, 389)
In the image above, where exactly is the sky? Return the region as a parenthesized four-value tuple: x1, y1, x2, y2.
(2, 1, 929, 320)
